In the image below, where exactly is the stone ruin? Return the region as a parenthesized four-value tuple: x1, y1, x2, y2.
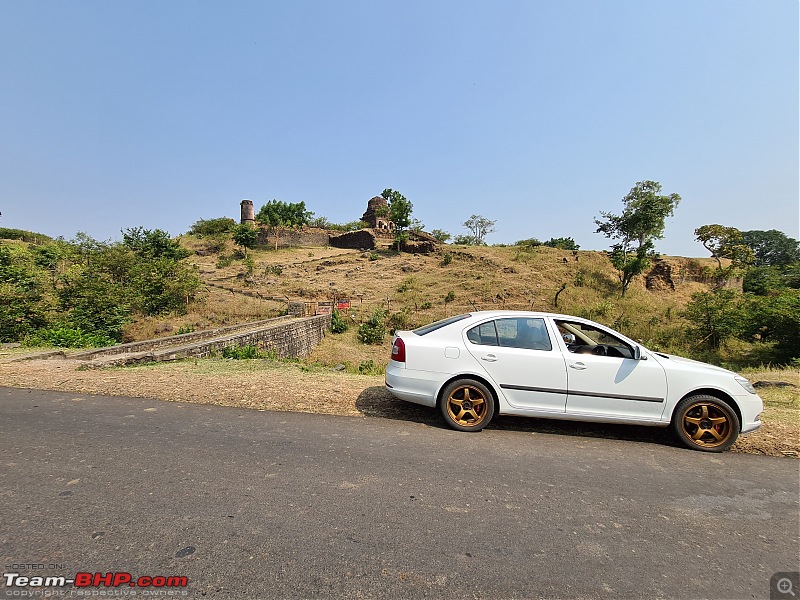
(240, 199, 256, 225)
(236, 196, 439, 253)
(361, 196, 395, 233)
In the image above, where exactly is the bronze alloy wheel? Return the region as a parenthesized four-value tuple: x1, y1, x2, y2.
(673, 395, 739, 452)
(440, 379, 495, 432)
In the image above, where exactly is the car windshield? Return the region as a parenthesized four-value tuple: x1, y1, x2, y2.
(412, 314, 471, 336)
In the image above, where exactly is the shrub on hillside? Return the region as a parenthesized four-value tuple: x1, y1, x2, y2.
(357, 309, 387, 345)
(189, 217, 236, 237)
(330, 309, 348, 334)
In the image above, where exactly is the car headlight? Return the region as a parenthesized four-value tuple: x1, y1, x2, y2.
(735, 376, 756, 394)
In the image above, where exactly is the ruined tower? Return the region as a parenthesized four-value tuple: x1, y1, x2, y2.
(361, 196, 395, 232)
(240, 199, 255, 226)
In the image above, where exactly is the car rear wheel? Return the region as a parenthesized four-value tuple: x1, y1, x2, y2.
(672, 395, 740, 452)
(439, 379, 495, 432)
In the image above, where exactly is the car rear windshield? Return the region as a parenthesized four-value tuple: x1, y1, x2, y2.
(412, 314, 472, 336)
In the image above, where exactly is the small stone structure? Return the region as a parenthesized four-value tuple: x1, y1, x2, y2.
(361, 197, 395, 232)
(400, 239, 437, 254)
(329, 229, 378, 250)
(240, 200, 255, 226)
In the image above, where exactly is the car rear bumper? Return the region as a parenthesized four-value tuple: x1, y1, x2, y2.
(385, 363, 440, 408)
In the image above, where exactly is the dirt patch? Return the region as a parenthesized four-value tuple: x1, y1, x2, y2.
(1, 356, 796, 458)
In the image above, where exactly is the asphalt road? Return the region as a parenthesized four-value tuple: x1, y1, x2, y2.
(1, 387, 798, 600)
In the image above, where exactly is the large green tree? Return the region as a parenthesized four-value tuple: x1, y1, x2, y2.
(256, 200, 312, 250)
(595, 180, 681, 297)
(740, 229, 800, 267)
(694, 224, 754, 275)
(381, 189, 413, 251)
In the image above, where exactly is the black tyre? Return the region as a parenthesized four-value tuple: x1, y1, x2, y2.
(672, 395, 740, 452)
(439, 379, 495, 432)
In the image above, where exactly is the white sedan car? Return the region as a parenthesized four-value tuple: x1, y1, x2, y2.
(385, 311, 762, 452)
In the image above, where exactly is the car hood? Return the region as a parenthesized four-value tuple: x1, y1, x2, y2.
(651, 352, 736, 376)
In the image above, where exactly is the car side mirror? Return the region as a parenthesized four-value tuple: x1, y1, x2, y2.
(632, 346, 645, 360)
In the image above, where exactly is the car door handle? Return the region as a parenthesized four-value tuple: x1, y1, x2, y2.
(481, 354, 498, 362)
(569, 362, 587, 370)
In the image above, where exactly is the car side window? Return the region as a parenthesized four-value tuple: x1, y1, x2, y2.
(466, 321, 499, 346)
(555, 320, 633, 359)
(470, 318, 552, 351)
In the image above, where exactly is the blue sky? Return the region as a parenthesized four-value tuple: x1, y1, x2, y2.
(1, 0, 797, 256)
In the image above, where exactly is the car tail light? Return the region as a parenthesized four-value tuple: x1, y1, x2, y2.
(391, 337, 406, 363)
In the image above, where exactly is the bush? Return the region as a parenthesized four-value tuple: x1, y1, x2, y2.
(357, 309, 387, 345)
(441, 252, 453, 266)
(216, 255, 234, 268)
(369, 253, 380, 261)
(397, 277, 415, 293)
(222, 344, 266, 359)
(387, 309, 411, 334)
(24, 327, 115, 349)
(330, 309, 348, 334)
(189, 217, 236, 237)
(444, 291, 456, 304)
(544, 237, 580, 250)
(357, 359, 382, 375)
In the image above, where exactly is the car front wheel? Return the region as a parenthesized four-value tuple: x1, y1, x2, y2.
(439, 379, 495, 432)
(672, 395, 740, 452)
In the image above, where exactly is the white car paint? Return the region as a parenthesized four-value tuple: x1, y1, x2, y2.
(385, 311, 762, 440)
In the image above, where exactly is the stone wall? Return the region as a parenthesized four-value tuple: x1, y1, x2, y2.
(257, 227, 331, 249)
(70, 317, 292, 359)
(200, 314, 331, 359)
(68, 314, 332, 368)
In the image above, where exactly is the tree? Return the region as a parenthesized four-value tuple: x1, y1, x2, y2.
(381, 189, 413, 251)
(743, 290, 800, 362)
(740, 230, 800, 267)
(430, 229, 451, 243)
(544, 237, 580, 251)
(121, 227, 191, 261)
(694, 224, 754, 275)
(256, 200, 313, 251)
(462, 215, 496, 245)
(684, 289, 743, 350)
(595, 180, 681, 297)
(232, 224, 258, 256)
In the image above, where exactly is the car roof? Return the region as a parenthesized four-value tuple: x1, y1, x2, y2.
(466, 310, 575, 320)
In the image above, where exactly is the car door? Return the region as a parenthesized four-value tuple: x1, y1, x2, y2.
(554, 319, 667, 420)
(465, 317, 568, 413)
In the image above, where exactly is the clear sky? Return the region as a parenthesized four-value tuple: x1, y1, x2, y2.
(1, 0, 797, 257)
